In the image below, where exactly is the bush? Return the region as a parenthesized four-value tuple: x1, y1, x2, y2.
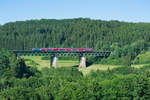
(111, 66, 135, 75)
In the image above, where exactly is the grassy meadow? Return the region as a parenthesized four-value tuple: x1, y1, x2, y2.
(22, 56, 78, 69)
(22, 56, 150, 75)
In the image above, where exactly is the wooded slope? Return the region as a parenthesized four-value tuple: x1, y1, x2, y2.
(0, 18, 149, 50)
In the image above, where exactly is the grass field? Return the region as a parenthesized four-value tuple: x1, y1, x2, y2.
(22, 56, 79, 69)
(22, 56, 150, 75)
(133, 50, 150, 64)
(79, 64, 121, 75)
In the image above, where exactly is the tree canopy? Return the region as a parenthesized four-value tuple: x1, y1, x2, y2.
(0, 18, 149, 50)
(0, 18, 150, 64)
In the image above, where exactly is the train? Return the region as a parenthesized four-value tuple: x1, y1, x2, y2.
(32, 48, 94, 52)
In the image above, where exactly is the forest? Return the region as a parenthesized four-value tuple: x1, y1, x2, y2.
(1, 50, 150, 99)
(0, 18, 150, 64)
(0, 18, 150, 99)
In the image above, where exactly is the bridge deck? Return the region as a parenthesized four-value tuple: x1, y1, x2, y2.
(11, 50, 111, 57)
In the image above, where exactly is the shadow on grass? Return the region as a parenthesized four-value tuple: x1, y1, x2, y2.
(86, 62, 93, 67)
(24, 59, 32, 61)
(72, 62, 93, 68)
(72, 65, 78, 67)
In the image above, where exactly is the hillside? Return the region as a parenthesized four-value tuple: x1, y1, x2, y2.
(0, 18, 150, 50)
(1, 19, 150, 99)
(0, 18, 150, 64)
(133, 49, 150, 64)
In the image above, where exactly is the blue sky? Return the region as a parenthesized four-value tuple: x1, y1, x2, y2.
(0, 0, 150, 25)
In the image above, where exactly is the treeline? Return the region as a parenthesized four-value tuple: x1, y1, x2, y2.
(1, 50, 150, 99)
(0, 18, 150, 50)
(0, 18, 150, 64)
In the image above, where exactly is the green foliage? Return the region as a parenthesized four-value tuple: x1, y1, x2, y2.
(111, 66, 135, 75)
(0, 18, 150, 65)
(133, 50, 150, 64)
(0, 49, 11, 77)
(1, 62, 150, 99)
(48, 67, 83, 79)
(100, 75, 137, 99)
(0, 18, 150, 52)
(139, 65, 150, 73)
(0, 50, 41, 79)
(1, 18, 150, 99)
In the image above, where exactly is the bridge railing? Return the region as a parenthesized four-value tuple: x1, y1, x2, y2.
(10, 50, 112, 57)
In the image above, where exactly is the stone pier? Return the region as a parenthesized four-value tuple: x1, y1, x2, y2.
(51, 56, 58, 68)
(79, 56, 86, 67)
